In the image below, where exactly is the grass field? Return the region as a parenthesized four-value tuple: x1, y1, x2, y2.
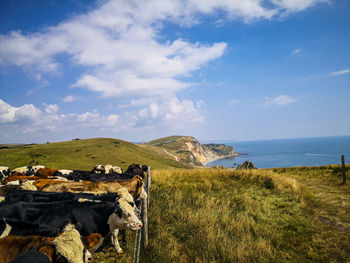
(0, 138, 191, 170)
(91, 166, 350, 263)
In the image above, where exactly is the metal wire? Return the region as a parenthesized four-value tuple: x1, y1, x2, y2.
(133, 229, 140, 263)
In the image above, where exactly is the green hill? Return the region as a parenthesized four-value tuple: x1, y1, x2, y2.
(0, 138, 191, 170)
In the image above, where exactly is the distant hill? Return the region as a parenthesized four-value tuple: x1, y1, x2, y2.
(145, 135, 235, 166)
(0, 138, 191, 170)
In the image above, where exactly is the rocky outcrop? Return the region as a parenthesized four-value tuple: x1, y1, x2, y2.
(184, 137, 235, 165)
(149, 136, 235, 166)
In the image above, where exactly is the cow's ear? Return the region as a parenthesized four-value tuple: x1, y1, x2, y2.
(115, 207, 123, 218)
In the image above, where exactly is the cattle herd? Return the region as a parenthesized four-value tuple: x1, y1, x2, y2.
(0, 164, 149, 263)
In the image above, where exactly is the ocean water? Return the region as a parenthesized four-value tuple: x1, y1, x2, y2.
(205, 136, 350, 168)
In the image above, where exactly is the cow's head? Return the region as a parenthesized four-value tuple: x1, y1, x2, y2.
(0, 167, 10, 181)
(108, 197, 142, 231)
(52, 224, 92, 263)
(125, 164, 147, 179)
(31, 165, 45, 174)
(92, 164, 105, 174)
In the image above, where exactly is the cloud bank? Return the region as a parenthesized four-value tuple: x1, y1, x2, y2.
(0, 0, 328, 141)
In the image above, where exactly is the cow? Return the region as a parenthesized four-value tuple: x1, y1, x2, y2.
(104, 165, 123, 174)
(0, 189, 142, 254)
(35, 168, 59, 178)
(32, 179, 76, 190)
(3, 190, 119, 204)
(56, 169, 73, 176)
(63, 172, 134, 182)
(91, 165, 105, 173)
(4, 175, 41, 184)
(10, 248, 51, 263)
(39, 176, 145, 200)
(12, 166, 45, 176)
(124, 164, 148, 179)
(0, 223, 99, 263)
(0, 166, 10, 181)
(91, 164, 122, 174)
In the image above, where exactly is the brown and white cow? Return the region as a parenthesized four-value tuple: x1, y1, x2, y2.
(0, 224, 102, 263)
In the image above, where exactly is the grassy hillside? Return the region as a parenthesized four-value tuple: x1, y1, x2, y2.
(91, 165, 349, 263)
(138, 167, 350, 263)
(0, 138, 191, 170)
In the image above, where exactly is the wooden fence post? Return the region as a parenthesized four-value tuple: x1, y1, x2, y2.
(141, 197, 148, 249)
(141, 165, 151, 249)
(341, 155, 346, 185)
(147, 166, 151, 207)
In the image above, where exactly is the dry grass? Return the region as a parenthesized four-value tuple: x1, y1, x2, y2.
(140, 169, 319, 263)
(93, 166, 350, 263)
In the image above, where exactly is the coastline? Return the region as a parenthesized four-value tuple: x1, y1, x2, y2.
(203, 152, 246, 166)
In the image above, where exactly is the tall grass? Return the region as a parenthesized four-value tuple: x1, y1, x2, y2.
(141, 169, 322, 263)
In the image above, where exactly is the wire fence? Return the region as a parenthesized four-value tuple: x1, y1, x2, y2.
(132, 165, 150, 263)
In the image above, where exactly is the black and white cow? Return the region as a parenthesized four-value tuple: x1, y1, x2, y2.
(12, 165, 45, 176)
(0, 190, 142, 254)
(0, 166, 10, 181)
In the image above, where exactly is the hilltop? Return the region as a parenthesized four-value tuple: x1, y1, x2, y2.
(144, 135, 236, 166)
(0, 136, 237, 170)
(0, 138, 192, 170)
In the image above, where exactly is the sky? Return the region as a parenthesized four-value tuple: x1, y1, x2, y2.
(0, 0, 349, 144)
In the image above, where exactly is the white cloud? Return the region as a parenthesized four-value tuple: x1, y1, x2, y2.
(43, 103, 59, 114)
(62, 95, 76, 103)
(0, 99, 41, 125)
(271, 0, 329, 13)
(0, 0, 328, 100)
(292, 48, 302, 55)
(0, 0, 329, 140)
(327, 69, 350, 76)
(264, 95, 296, 106)
(137, 96, 204, 129)
(196, 100, 204, 108)
(0, 97, 203, 138)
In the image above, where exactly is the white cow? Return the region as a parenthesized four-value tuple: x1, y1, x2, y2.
(0, 166, 10, 181)
(12, 165, 45, 176)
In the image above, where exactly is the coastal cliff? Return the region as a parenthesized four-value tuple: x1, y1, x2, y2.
(148, 136, 236, 166)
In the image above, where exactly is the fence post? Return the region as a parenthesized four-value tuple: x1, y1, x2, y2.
(141, 165, 150, 250)
(141, 198, 148, 249)
(147, 166, 151, 207)
(341, 155, 346, 185)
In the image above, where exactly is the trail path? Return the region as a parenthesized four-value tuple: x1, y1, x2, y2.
(274, 168, 350, 230)
(162, 149, 179, 161)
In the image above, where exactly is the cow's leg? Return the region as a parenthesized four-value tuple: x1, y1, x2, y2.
(111, 229, 123, 254)
(120, 230, 127, 245)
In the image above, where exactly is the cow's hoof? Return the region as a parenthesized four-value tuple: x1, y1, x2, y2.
(122, 241, 127, 246)
(116, 249, 124, 254)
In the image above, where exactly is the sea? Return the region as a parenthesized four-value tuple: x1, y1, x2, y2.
(205, 136, 350, 169)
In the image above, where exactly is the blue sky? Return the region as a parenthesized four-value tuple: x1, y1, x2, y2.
(0, 0, 349, 144)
